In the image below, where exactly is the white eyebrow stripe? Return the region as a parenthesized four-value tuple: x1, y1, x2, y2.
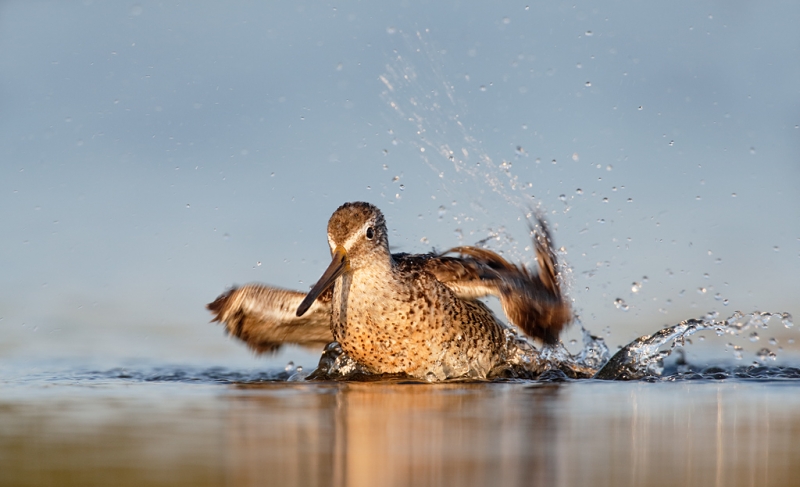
(342, 219, 373, 250)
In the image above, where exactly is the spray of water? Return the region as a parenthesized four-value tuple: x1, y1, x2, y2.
(371, 31, 799, 382)
(594, 311, 795, 380)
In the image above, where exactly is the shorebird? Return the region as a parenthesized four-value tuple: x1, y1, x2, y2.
(208, 202, 572, 380)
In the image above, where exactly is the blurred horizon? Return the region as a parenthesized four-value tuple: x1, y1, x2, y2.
(1, 1, 798, 371)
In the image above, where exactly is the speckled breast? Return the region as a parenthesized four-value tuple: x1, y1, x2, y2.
(330, 268, 508, 379)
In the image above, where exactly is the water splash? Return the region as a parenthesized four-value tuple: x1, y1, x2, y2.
(307, 342, 375, 380)
(379, 29, 541, 266)
(595, 311, 794, 380)
(308, 310, 796, 382)
(49, 311, 797, 386)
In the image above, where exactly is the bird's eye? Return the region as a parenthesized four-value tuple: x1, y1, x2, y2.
(365, 226, 374, 240)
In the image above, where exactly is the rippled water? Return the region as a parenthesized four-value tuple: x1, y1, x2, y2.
(3, 371, 800, 487)
(3, 310, 800, 487)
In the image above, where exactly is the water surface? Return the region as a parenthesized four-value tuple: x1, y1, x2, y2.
(3, 368, 800, 487)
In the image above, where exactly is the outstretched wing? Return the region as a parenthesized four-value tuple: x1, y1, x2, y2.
(421, 216, 571, 345)
(207, 284, 333, 353)
(207, 217, 570, 350)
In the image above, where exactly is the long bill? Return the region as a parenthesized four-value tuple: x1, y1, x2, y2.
(296, 245, 349, 317)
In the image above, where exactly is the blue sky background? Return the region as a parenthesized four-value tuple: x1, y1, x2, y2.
(1, 1, 798, 370)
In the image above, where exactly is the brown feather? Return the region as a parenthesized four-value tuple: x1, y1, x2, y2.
(435, 216, 571, 345)
(207, 284, 333, 353)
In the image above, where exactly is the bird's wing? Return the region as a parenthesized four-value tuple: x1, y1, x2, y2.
(207, 284, 333, 353)
(418, 216, 571, 345)
(414, 252, 505, 300)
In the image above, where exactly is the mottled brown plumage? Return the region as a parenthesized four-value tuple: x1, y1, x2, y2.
(207, 202, 571, 380)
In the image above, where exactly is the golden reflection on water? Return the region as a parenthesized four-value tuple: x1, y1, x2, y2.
(2, 381, 800, 487)
(225, 382, 562, 487)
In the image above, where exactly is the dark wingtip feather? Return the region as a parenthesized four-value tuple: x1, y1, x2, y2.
(529, 214, 560, 296)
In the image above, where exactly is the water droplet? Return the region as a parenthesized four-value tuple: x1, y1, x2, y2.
(559, 194, 567, 202)
(576, 63, 582, 69)
(420, 237, 429, 244)
(638, 105, 643, 111)
(185, 203, 190, 209)
(602, 197, 608, 203)
(479, 85, 487, 92)
(256, 261, 262, 267)
(614, 298, 629, 311)
(631, 282, 641, 293)
(749, 147, 756, 154)
(399, 184, 405, 190)
(756, 348, 776, 362)
(576, 188, 583, 195)
(626, 198, 633, 203)
(597, 218, 605, 224)
(773, 246, 780, 252)
(749, 332, 760, 342)
(585, 81, 592, 87)
(723, 299, 729, 306)
(585, 30, 593, 36)
(392, 175, 399, 182)
(697, 287, 706, 294)
(669, 140, 674, 146)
